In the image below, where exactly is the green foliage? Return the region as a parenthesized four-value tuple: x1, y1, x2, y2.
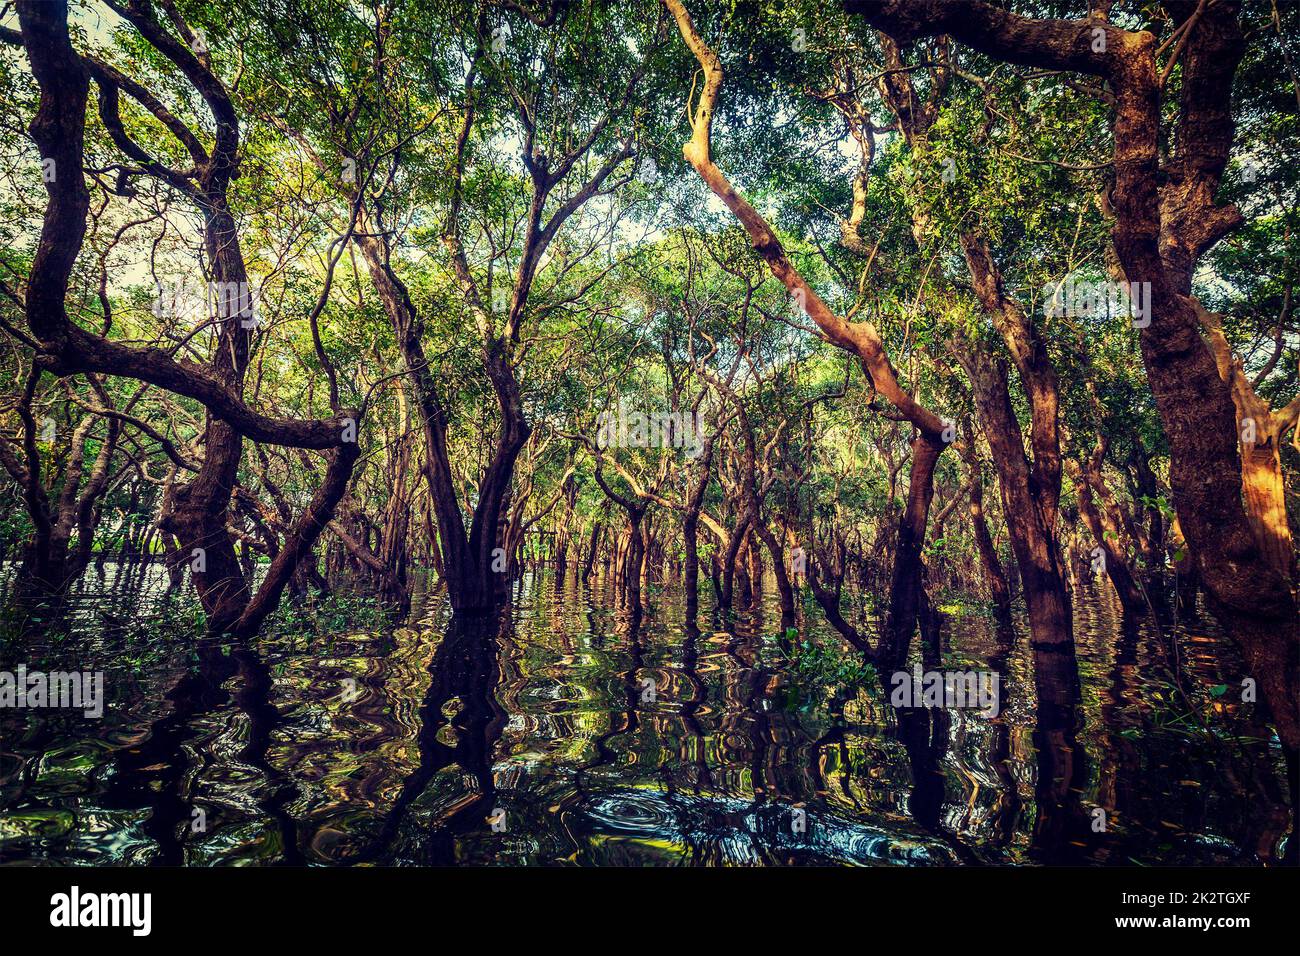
(788, 636, 876, 689)
(263, 592, 394, 638)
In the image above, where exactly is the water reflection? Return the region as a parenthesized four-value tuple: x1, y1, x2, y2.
(0, 564, 1290, 865)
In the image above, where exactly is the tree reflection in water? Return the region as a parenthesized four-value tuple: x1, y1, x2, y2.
(0, 566, 1291, 865)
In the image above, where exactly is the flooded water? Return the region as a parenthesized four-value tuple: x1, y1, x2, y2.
(0, 564, 1291, 865)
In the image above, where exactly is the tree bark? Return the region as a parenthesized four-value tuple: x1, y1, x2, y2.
(961, 348, 1073, 649)
(880, 433, 943, 666)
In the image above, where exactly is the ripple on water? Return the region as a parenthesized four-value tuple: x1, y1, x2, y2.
(0, 564, 1290, 865)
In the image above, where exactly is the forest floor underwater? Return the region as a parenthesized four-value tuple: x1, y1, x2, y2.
(0, 563, 1292, 866)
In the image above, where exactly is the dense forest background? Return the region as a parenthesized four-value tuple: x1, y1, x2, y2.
(0, 0, 1296, 862)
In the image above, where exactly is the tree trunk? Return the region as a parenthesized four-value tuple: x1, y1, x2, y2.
(582, 520, 602, 583)
(880, 433, 942, 667)
(968, 467, 1012, 624)
(962, 349, 1073, 650)
(1067, 456, 1146, 614)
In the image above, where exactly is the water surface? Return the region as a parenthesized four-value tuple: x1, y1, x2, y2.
(0, 565, 1290, 865)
